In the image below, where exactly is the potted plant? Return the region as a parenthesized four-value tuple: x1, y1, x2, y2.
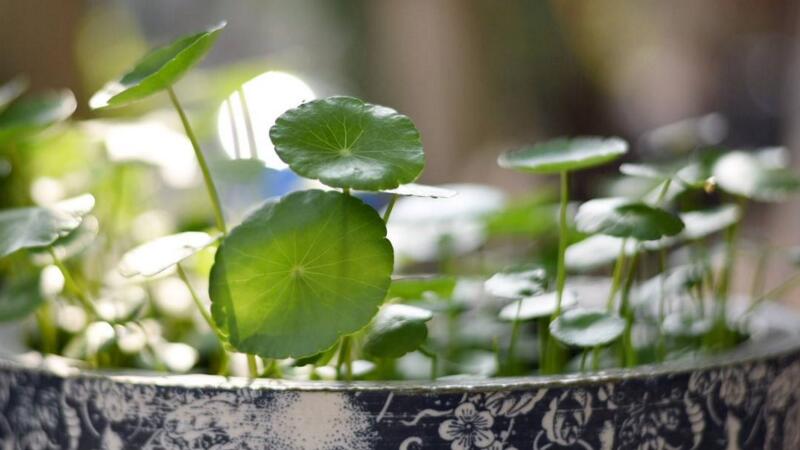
(0, 23, 799, 449)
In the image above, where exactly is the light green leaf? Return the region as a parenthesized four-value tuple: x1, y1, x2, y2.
(485, 267, 546, 299)
(566, 235, 636, 272)
(549, 308, 625, 347)
(498, 290, 577, 321)
(575, 198, 684, 241)
(118, 232, 217, 277)
(31, 215, 99, 264)
(387, 275, 456, 301)
(679, 204, 740, 240)
(713, 150, 800, 201)
(0, 274, 42, 322)
(498, 136, 628, 174)
(90, 23, 226, 109)
(0, 76, 28, 113)
(382, 183, 456, 198)
(0, 194, 95, 258)
(270, 96, 425, 190)
(362, 304, 433, 358)
(210, 190, 394, 358)
(0, 90, 76, 143)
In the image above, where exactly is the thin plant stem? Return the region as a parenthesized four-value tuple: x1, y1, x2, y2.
(606, 238, 628, 312)
(176, 264, 226, 341)
(336, 336, 353, 381)
(247, 354, 259, 378)
(537, 317, 548, 373)
(750, 248, 770, 301)
(225, 97, 242, 159)
(48, 247, 97, 318)
(656, 248, 668, 362)
(619, 249, 640, 367)
(580, 349, 588, 372)
(747, 271, 800, 313)
(506, 299, 523, 371)
(167, 86, 227, 234)
(237, 87, 258, 160)
(554, 171, 569, 316)
(382, 194, 398, 223)
(36, 303, 57, 354)
(591, 346, 600, 371)
(418, 346, 438, 380)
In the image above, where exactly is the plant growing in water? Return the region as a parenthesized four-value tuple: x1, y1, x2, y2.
(1, 24, 799, 382)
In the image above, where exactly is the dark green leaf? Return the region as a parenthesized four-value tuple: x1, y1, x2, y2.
(387, 275, 457, 301)
(362, 304, 432, 358)
(0, 90, 76, 143)
(90, 23, 225, 109)
(498, 290, 577, 321)
(270, 96, 425, 190)
(575, 198, 684, 241)
(0, 274, 42, 322)
(485, 267, 546, 299)
(119, 232, 217, 277)
(549, 308, 625, 347)
(0, 194, 95, 258)
(210, 190, 394, 358)
(498, 136, 628, 174)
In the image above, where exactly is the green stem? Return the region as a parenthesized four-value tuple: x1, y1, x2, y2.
(537, 317, 548, 372)
(382, 194, 398, 223)
(36, 302, 57, 354)
(176, 264, 226, 341)
(237, 87, 258, 160)
(591, 346, 600, 371)
(506, 299, 523, 372)
(225, 96, 242, 159)
(336, 336, 353, 381)
(579, 349, 588, 372)
(619, 249, 640, 367)
(656, 248, 667, 362)
(747, 271, 800, 313)
(606, 238, 628, 312)
(554, 171, 569, 316)
(247, 354, 259, 378)
(418, 345, 438, 380)
(750, 248, 770, 301)
(48, 247, 97, 318)
(655, 178, 672, 205)
(167, 86, 227, 234)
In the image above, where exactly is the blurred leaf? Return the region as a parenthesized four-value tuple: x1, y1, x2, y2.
(381, 183, 457, 198)
(270, 96, 425, 191)
(485, 195, 555, 237)
(575, 198, 684, 241)
(210, 190, 393, 358)
(0, 194, 95, 258)
(566, 235, 635, 272)
(31, 215, 100, 264)
(498, 290, 577, 321)
(641, 113, 727, 154)
(679, 204, 740, 240)
(362, 304, 432, 358)
(662, 314, 712, 338)
(0, 90, 76, 143)
(498, 137, 628, 173)
(0, 76, 28, 113)
(387, 275, 457, 301)
(549, 308, 625, 347)
(713, 151, 800, 201)
(118, 232, 217, 277)
(90, 23, 226, 109)
(0, 274, 42, 322)
(485, 267, 546, 299)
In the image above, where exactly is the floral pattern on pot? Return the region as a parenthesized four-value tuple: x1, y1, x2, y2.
(0, 349, 799, 449)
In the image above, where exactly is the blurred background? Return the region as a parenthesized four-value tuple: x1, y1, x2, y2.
(2, 0, 800, 301)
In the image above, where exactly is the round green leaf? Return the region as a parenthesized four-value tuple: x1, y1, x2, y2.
(269, 96, 425, 190)
(498, 136, 628, 174)
(118, 232, 217, 278)
(382, 183, 457, 198)
(712, 151, 800, 202)
(0, 194, 95, 258)
(498, 290, 577, 321)
(566, 235, 636, 272)
(0, 76, 28, 113)
(362, 304, 433, 358)
(485, 267, 546, 299)
(0, 89, 76, 143)
(575, 198, 684, 241)
(210, 189, 394, 358)
(0, 274, 42, 322)
(549, 308, 625, 348)
(679, 204, 740, 240)
(89, 23, 225, 109)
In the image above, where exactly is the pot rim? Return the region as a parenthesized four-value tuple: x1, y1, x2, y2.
(1, 331, 798, 393)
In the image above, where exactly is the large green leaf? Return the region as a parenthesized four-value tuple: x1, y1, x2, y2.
(118, 232, 217, 277)
(270, 96, 425, 190)
(0, 274, 43, 322)
(89, 23, 225, 109)
(210, 190, 394, 358)
(575, 198, 684, 241)
(485, 267, 546, 299)
(0, 77, 28, 113)
(362, 304, 432, 358)
(549, 308, 625, 348)
(0, 90, 76, 143)
(498, 137, 628, 174)
(498, 290, 577, 321)
(0, 194, 95, 258)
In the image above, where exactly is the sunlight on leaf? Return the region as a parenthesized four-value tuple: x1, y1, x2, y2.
(362, 304, 432, 358)
(118, 232, 217, 278)
(549, 308, 625, 347)
(498, 136, 628, 173)
(498, 290, 577, 321)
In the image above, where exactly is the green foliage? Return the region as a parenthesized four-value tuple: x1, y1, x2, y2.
(549, 309, 625, 348)
(485, 267, 547, 299)
(270, 96, 425, 190)
(575, 198, 685, 241)
(362, 304, 433, 358)
(0, 90, 76, 143)
(118, 232, 217, 277)
(90, 23, 226, 109)
(0, 77, 28, 113)
(498, 291, 577, 321)
(0, 274, 42, 322)
(210, 190, 393, 358)
(498, 137, 628, 173)
(387, 275, 457, 301)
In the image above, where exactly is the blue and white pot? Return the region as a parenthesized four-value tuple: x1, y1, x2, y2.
(1, 326, 799, 449)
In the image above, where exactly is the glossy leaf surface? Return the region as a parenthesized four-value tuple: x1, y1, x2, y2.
(498, 137, 627, 174)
